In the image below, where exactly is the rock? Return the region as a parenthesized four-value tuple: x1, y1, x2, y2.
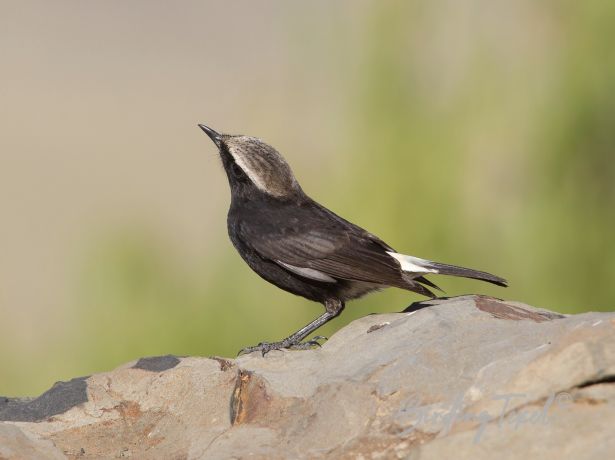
(0, 423, 66, 460)
(1, 295, 614, 459)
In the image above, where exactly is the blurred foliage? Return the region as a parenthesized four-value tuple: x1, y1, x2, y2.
(3, 1, 614, 396)
(75, 0, 614, 370)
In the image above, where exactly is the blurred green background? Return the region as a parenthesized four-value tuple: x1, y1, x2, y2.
(1, 0, 614, 396)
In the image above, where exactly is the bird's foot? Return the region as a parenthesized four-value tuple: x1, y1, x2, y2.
(237, 336, 328, 357)
(237, 341, 283, 357)
(288, 335, 328, 351)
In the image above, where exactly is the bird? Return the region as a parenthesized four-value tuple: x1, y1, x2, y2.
(198, 124, 507, 356)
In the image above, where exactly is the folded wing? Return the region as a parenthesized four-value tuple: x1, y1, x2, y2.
(245, 225, 408, 287)
(236, 200, 441, 297)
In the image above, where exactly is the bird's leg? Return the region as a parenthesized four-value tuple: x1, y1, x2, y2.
(284, 299, 344, 346)
(237, 299, 345, 356)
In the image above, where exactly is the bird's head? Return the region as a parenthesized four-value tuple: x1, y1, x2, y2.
(198, 124, 302, 200)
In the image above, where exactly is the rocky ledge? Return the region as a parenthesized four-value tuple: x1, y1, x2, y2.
(1, 295, 614, 459)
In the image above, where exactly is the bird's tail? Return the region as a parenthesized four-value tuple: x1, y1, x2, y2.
(387, 252, 508, 287)
(422, 260, 508, 287)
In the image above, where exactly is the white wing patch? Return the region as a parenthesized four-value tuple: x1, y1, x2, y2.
(387, 252, 438, 274)
(276, 261, 337, 283)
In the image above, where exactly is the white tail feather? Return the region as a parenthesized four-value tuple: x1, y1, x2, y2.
(387, 252, 438, 274)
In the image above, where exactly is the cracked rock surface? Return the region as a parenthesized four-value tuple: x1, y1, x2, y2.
(1, 295, 614, 459)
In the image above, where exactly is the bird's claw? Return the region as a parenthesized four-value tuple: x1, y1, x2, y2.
(289, 335, 328, 350)
(237, 336, 328, 357)
(237, 341, 287, 357)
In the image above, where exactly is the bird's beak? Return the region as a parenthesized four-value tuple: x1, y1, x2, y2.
(198, 124, 222, 148)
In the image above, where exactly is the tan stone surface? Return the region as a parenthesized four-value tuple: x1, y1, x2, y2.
(2, 295, 613, 459)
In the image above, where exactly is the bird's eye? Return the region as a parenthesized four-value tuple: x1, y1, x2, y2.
(231, 162, 244, 179)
